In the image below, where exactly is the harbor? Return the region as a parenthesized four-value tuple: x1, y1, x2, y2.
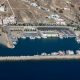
(4, 25, 78, 48)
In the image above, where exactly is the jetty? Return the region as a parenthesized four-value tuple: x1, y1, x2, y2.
(4, 25, 76, 48)
(0, 55, 80, 62)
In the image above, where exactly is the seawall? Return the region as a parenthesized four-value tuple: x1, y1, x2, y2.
(0, 55, 80, 62)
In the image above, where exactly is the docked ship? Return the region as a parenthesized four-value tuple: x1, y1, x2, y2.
(30, 36, 36, 40)
(13, 41, 17, 45)
(36, 36, 41, 39)
(58, 51, 65, 55)
(76, 37, 80, 43)
(51, 52, 59, 55)
(21, 36, 26, 39)
(76, 50, 80, 55)
(41, 52, 47, 56)
(66, 50, 74, 55)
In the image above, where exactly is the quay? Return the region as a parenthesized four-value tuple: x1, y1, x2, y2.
(0, 25, 79, 48)
(0, 55, 80, 61)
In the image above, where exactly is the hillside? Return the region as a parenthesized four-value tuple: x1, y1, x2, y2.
(0, 0, 80, 25)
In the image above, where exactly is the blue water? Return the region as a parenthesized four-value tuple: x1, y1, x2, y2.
(0, 38, 80, 80)
(0, 60, 80, 80)
(0, 38, 80, 56)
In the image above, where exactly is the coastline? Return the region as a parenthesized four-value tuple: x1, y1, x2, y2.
(0, 33, 9, 47)
(0, 28, 14, 48)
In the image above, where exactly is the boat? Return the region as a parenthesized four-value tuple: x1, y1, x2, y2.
(76, 50, 80, 55)
(76, 37, 80, 43)
(58, 51, 65, 55)
(51, 52, 58, 55)
(21, 36, 26, 39)
(30, 36, 35, 40)
(13, 41, 17, 45)
(47, 54, 51, 56)
(41, 52, 47, 56)
(36, 36, 41, 39)
(66, 50, 74, 55)
(11, 45, 15, 49)
(42, 36, 47, 39)
(59, 35, 63, 39)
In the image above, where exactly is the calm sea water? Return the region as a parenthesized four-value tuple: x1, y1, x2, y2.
(0, 38, 80, 56)
(0, 38, 80, 80)
(0, 60, 80, 80)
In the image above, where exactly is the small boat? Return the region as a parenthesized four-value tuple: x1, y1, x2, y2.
(21, 36, 26, 39)
(76, 37, 80, 43)
(41, 52, 47, 56)
(42, 36, 47, 39)
(30, 36, 35, 40)
(13, 41, 17, 45)
(36, 36, 41, 39)
(66, 50, 74, 55)
(51, 52, 58, 55)
(58, 51, 65, 55)
(59, 35, 63, 39)
(76, 50, 80, 55)
(11, 45, 15, 49)
(47, 54, 51, 56)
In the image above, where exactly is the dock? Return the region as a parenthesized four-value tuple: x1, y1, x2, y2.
(2, 25, 76, 48)
(0, 55, 80, 61)
(0, 25, 79, 48)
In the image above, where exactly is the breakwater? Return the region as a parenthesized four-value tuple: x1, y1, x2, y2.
(0, 55, 80, 62)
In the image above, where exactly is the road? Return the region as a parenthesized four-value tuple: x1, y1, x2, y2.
(6, 0, 15, 15)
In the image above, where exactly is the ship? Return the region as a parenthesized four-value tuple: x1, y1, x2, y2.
(36, 36, 41, 39)
(76, 50, 80, 55)
(58, 51, 65, 55)
(12, 41, 17, 45)
(30, 36, 36, 40)
(66, 50, 74, 55)
(59, 35, 63, 39)
(41, 52, 47, 56)
(21, 36, 26, 39)
(42, 35, 47, 39)
(76, 37, 80, 43)
(51, 52, 58, 56)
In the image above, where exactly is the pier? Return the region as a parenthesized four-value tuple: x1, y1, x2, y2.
(0, 55, 80, 61)
(0, 25, 79, 48)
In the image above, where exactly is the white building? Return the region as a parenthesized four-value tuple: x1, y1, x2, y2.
(48, 14, 66, 25)
(0, 6, 5, 12)
(48, 14, 60, 19)
(76, 50, 80, 55)
(3, 15, 16, 25)
(0, 19, 2, 25)
(64, 7, 70, 10)
(31, 3, 38, 7)
(56, 19, 66, 25)
(41, 31, 59, 38)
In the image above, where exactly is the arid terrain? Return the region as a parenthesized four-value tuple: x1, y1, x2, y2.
(0, 0, 80, 25)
